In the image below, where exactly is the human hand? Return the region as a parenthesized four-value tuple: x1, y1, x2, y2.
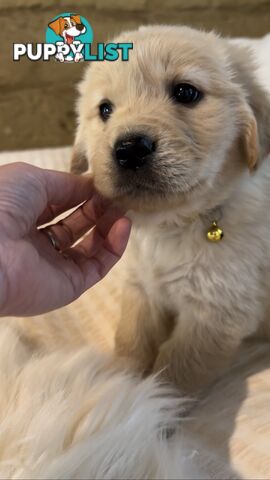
(0, 162, 131, 316)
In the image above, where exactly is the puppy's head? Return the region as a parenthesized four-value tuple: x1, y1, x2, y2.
(72, 26, 270, 214)
(49, 15, 86, 44)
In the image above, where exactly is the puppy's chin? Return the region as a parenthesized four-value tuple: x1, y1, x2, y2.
(93, 177, 194, 214)
(114, 192, 176, 214)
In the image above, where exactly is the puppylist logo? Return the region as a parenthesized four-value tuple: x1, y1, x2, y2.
(13, 12, 133, 63)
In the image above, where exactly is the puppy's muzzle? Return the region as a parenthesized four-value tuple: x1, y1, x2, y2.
(114, 134, 156, 171)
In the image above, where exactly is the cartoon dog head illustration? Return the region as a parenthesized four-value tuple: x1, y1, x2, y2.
(48, 15, 86, 44)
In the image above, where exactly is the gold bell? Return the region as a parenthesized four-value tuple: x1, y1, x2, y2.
(207, 221, 224, 242)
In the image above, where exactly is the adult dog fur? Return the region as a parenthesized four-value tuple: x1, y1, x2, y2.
(0, 324, 193, 479)
(72, 26, 270, 394)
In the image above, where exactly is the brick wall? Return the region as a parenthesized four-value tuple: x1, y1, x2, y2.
(1, 0, 270, 150)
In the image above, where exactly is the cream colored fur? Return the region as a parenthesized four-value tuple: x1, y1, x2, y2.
(0, 323, 198, 479)
(73, 26, 270, 394)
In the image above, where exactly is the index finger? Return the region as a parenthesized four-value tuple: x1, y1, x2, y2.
(37, 171, 94, 225)
(39, 193, 118, 251)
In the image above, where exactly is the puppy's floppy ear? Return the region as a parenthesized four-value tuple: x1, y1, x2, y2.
(241, 91, 270, 172)
(249, 88, 270, 167)
(71, 15, 81, 25)
(70, 142, 89, 174)
(228, 42, 270, 171)
(48, 17, 65, 36)
(241, 109, 259, 171)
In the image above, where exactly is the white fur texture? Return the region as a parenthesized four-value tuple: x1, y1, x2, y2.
(0, 324, 197, 480)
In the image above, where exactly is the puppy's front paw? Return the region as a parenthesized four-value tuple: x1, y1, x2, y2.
(74, 52, 84, 62)
(153, 349, 202, 398)
(55, 53, 64, 62)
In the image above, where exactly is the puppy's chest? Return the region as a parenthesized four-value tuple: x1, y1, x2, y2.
(128, 214, 269, 310)
(130, 224, 204, 301)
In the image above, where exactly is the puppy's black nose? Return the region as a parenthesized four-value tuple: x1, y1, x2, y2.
(76, 23, 85, 31)
(114, 135, 155, 170)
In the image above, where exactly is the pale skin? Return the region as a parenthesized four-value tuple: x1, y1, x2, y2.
(0, 162, 131, 317)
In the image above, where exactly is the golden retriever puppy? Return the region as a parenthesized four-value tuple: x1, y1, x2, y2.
(72, 26, 270, 394)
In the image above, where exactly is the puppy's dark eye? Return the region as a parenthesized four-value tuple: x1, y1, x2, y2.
(172, 83, 202, 105)
(99, 102, 113, 121)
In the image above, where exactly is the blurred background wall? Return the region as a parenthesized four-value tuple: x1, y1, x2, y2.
(1, 0, 270, 151)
